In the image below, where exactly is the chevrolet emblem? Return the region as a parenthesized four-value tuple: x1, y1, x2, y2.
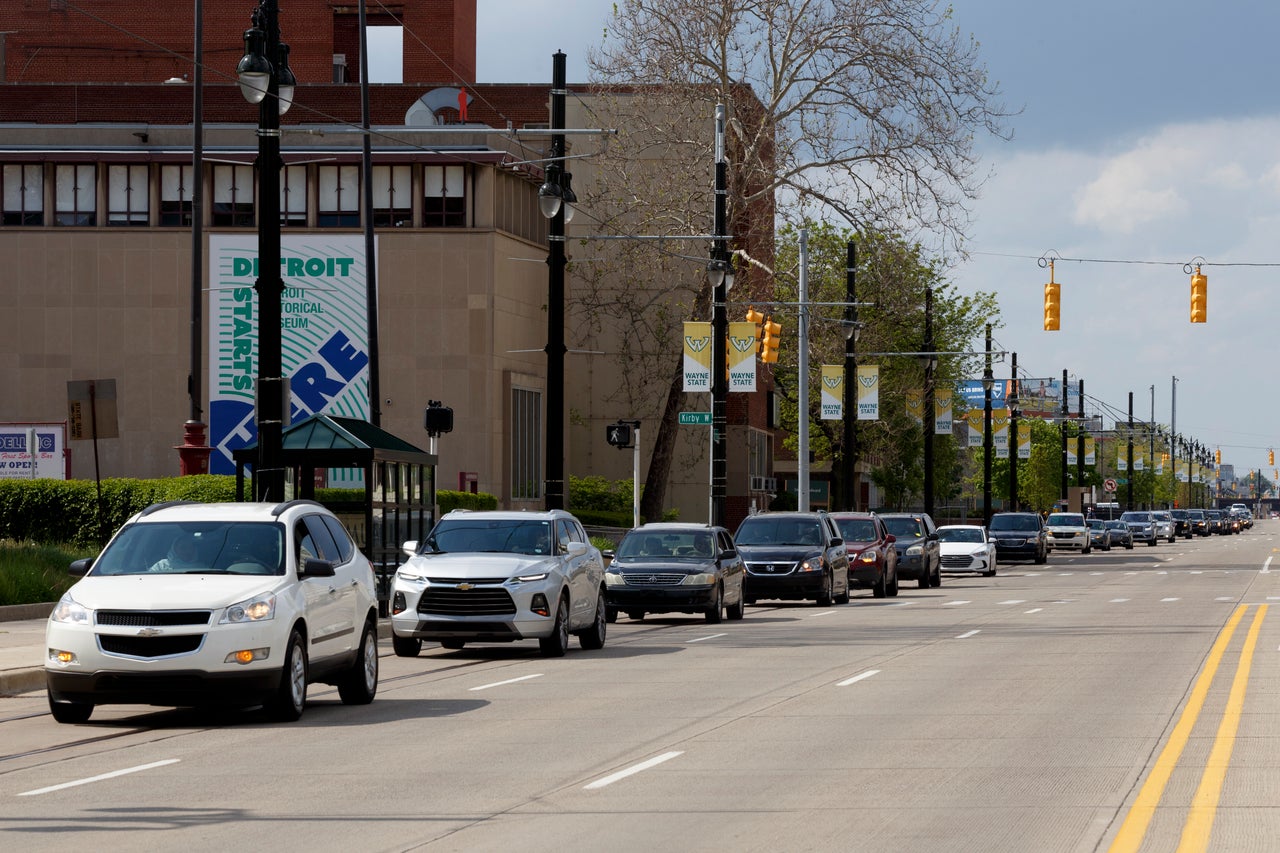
(137, 627, 162, 637)
(456, 583, 474, 591)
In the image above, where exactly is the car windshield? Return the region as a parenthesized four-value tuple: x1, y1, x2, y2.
(1047, 514, 1084, 526)
(1088, 520, 1106, 530)
(1121, 512, 1151, 522)
(735, 518, 825, 547)
(835, 518, 878, 542)
(990, 514, 1039, 532)
(89, 521, 285, 576)
(616, 530, 715, 561)
(1105, 521, 1126, 530)
(937, 527, 983, 543)
(425, 519, 554, 555)
(881, 517, 925, 539)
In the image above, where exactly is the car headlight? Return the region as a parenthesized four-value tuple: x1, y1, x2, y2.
(798, 558, 823, 573)
(681, 572, 717, 586)
(970, 548, 987, 558)
(513, 571, 549, 583)
(397, 569, 427, 583)
(856, 550, 878, 564)
(51, 592, 92, 625)
(906, 544, 923, 556)
(605, 571, 624, 587)
(220, 592, 276, 624)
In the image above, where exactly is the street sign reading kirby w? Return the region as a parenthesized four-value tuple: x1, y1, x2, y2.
(679, 412, 712, 425)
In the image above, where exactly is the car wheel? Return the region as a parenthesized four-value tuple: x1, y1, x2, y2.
(266, 628, 307, 722)
(338, 619, 379, 705)
(726, 585, 745, 620)
(1126, 541, 1134, 549)
(393, 635, 422, 657)
(929, 561, 942, 588)
(887, 566, 899, 597)
(1084, 543, 1091, 555)
(628, 610, 645, 621)
(817, 572, 833, 606)
(1035, 547, 1047, 565)
(47, 689, 93, 724)
(705, 584, 724, 623)
(835, 570, 851, 604)
(873, 568, 887, 598)
(578, 592, 608, 650)
(917, 568, 930, 589)
(539, 594, 571, 657)
(605, 606, 618, 624)
(1148, 539, 1157, 546)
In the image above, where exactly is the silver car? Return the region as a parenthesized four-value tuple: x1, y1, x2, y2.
(1045, 512, 1091, 554)
(1120, 511, 1159, 546)
(390, 509, 607, 657)
(1151, 510, 1177, 543)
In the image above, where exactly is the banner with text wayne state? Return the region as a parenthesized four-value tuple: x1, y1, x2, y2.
(208, 235, 373, 476)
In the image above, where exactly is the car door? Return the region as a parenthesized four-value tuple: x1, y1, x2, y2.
(717, 529, 744, 602)
(822, 516, 849, 590)
(558, 519, 595, 627)
(295, 514, 352, 662)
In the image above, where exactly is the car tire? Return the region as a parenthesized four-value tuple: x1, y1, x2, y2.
(1148, 539, 1157, 546)
(47, 690, 93, 724)
(835, 571, 851, 604)
(918, 569, 930, 589)
(1083, 543, 1091, 555)
(705, 584, 724, 623)
(1035, 547, 1047, 565)
(817, 572, 834, 606)
(726, 587, 745, 620)
(392, 635, 422, 657)
(578, 592, 608, 650)
(628, 610, 645, 621)
(872, 568, 887, 598)
(929, 561, 942, 588)
(605, 606, 618, 624)
(1126, 541, 1134, 549)
(887, 567, 899, 597)
(266, 628, 308, 722)
(539, 594, 571, 657)
(338, 619, 379, 705)
(440, 639, 466, 650)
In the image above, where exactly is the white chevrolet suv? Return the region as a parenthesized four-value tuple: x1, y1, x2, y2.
(390, 509, 607, 657)
(45, 500, 380, 723)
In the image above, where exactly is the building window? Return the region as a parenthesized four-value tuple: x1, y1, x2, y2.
(54, 164, 96, 226)
(372, 165, 411, 227)
(2, 164, 44, 226)
(318, 164, 360, 227)
(511, 387, 542, 501)
(211, 164, 254, 227)
(160, 164, 194, 227)
(107, 164, 149, 226)
(280, 164, 306, 226)
(423, 164, 465, 227)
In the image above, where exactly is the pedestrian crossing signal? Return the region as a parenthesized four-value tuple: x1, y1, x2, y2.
(606, 422, 633, 449)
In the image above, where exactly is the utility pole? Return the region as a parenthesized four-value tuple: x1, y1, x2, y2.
(1127, 392, 1135, 510)
(923, 288, 935, 518)
(1009, 353, 1018, 511)
(841, 242, 857, 510)
(797, 229, 810, 511)
(1060, 369, 1068, 506)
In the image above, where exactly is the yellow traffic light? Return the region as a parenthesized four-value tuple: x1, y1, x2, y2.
(1270, 448, 1275, 466)
(1043, 282, 1060, 331)
(759, 317, 781, 364)
(1190, 266, 1207, 323)
(745, 307, 764, 326)
(1215, 448, 1222, 464)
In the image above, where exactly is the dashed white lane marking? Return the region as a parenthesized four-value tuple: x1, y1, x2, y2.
(1190, 571, 1203, 575)
(1059, 573, 1072, 577)
(1161, 598, 1181, 602)
(687, 633, 726, 643)
(837, 669, 881, 687)
(1263, 556, 1273, 574)
(470, 673, 544, 691)
(1091, 572, 1104, 576)
(942, 600, 971, 607)
(584, 751, 684, 790)
(999, 600, 1026, 605)
(890, 601, 914, 606)
(1025, 608, 1044, 614)
(1111, 598, 1130, 603)
(1217, 597, 1235, 602)
(19, 759, 181, 797)
(956, 630, 981, 639)
(811, 611, 836, 618)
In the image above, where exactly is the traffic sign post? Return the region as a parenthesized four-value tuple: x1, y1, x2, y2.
(1104, 478, 1118, 493)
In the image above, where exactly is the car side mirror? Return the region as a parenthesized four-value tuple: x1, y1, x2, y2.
(401, 540, 418, 557)
(885, 534, 896, 544)
(565, 541, 588, 557)
(69, 557, 93, 577)
(300, 557, 336, 578)
(829, 536, 843, 547)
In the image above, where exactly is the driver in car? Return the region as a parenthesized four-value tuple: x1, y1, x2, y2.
(149, 533, 200, 572)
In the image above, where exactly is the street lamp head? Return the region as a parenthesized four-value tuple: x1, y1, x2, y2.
(275, 43, 296, 116)
(981, 372, 995, 392)
(842, 320, 861, 342)
(237, 24, 271, 105)
(538, 165, 563, 219)
(560, 172, 577, 224)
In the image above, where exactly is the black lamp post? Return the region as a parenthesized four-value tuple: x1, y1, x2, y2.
(982, 324, 993, 526)
(841, 241, 858, 510)
(237, 0, 296, 502)
(1008, 353, 1019, 511)
(537, 52, 576, 511)
(708, 104, 731, 526)
(922, 287, 935, 518)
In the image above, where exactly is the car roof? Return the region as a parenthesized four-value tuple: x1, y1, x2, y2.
(130, 500, 323, 524)
(937, 524, 983, 530)
(634, 522, 721, 532)
(441, 509, 576, 521)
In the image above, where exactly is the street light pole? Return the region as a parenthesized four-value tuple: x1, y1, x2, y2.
(709, 104, 730, 526)
(1060, 369, 1068, 507)
(1009, 352, 1018, 511)
(237, 0, 296, 502)
(1127, 393, 1135, 510)
(841, 241, 857, 510)
(982, 324, 993, 526)
(923, 287, 935, 518)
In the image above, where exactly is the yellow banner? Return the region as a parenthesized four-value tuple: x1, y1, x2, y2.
(856, 365, 879, 420)
(682, 322, 711, 392)
(992, 408, 1009, 457)
(727, 321, 757, 392)
(1018, 422, 1031, 459)
(966, 409, 984, 448)
(820, 366, 843, 420)
(1084, 435, 1096, 465)
(935, 389, 953, 435)
(906, 389, 922, 423)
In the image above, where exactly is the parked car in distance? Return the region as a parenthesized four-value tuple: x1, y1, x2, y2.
(1151, 510, 1177, 543)
(1104, 520, 1134, 549)
(1187, 508, 1209, 536)
(1120, 510, 1159, 546)
(879, 512, 942, 588)
(1086, 518, 1112, 551)
(390, 509, 607, 657)
(1045, 512, 1091, 554)
(604, 523, 745, 623)
(829, 512, 899, 598)
(1205, 509, 1226, 535)
(1169, 508, 1193, 539)
(45, 500, 380, 724)
(735, 512, 851, 606)
(988, 512, 1049, 564)
(936, 524, 997, 576)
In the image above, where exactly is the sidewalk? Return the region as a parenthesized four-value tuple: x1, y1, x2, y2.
(0, 604, 53, 697)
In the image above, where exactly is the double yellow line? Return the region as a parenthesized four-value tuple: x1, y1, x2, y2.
(1109, 603, 1267, 853)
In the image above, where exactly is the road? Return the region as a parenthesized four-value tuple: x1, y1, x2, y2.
(1, 523, 1277, 852)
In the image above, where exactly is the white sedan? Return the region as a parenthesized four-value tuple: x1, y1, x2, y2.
(936, 524, 998, 577)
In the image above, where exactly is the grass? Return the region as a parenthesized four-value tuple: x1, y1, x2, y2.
(0, 541, 96, 607)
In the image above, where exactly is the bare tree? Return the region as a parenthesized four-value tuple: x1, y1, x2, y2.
(574, 0, 1010, 520)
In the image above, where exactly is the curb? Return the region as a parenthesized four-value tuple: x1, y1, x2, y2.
(0, 603, 55, 622)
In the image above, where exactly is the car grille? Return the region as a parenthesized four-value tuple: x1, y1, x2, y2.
(746, 562, 795, 576)
(99, 634, 205, 658)
(996, 537, 1026, 546)
(941, 555, 975, 568)
(418, 586, 517, 616)
(423, 577, 509, 585)
(619, 572, 686, 586)
(97, 610, 212, 627)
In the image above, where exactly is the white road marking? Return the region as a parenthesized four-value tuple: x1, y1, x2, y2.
(19, 759, 180, 797)
(1059, 573, 1072, 577)
(956, 630, 980, 639)
(1216, 597, 1235, 602)
(1161, 598, 1180, 602)
(1190, 571, 1203, 575)
(890, 601, 914, 606)
(1263, 557, 1273, 574)
(810, 610, 836, 617)
(470, 673, 544, 691)
(1025, 608, 1043, 614)
(1091, 572, 1104, 576)
(942, 600, 971, 607)
(837, 669, 881, 687)
(1110, 598, 1130, 603)
(584, 751, 683, 790)
(999, 600, 1026, 605)
(687, 633, 726, 643)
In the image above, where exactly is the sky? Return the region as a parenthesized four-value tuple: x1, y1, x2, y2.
(457, 0, 1280, 479)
